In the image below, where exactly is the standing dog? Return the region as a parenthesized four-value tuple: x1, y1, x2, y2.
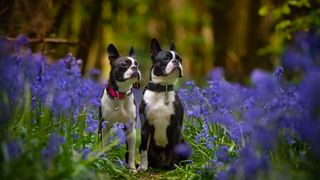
(139, 38, 188, 170)
(99, 44, 141, 172)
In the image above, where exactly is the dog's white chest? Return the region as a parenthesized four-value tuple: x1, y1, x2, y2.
(101, 90, 136, 125)
(144, 90, 175, 147)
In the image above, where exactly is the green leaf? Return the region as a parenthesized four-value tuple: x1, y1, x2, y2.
(282, 5, 291, 15)
(258, 5, 268, 16)
(288, 0, 311, 7)
(276, 20, 292, 32)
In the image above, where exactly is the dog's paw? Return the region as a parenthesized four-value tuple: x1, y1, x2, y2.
(128, 168, 137, 173)
(137, 165, 148, 172)
(128, 163, 137, 173)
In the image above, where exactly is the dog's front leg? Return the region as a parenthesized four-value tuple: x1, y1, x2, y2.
(125, 122, 137, 172)
(138, 121, 150, 171)
(101, 123, 113, 146)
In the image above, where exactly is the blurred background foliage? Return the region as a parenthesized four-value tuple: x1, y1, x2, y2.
(0, 0, 319, 84)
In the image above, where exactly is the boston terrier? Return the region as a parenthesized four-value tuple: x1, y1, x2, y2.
(98, 44, 141, 172)
(139, 38, 189, 171)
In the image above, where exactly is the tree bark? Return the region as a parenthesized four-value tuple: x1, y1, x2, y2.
(76, 0, 102, 74)
(210, 1, 233, 69)
(210, 0, 273, 81)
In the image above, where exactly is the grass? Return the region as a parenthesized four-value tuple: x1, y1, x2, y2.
(1, 90, 228, 180)
(1, 82, 315, 180)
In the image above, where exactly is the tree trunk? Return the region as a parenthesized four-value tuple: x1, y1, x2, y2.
(76, 0, 102, 74)
(210, 0, 272, 81)
(243, 0, 273, 76)
(211, 1, 232, 69)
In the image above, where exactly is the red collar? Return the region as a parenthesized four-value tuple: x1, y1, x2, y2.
(106, 85, 131, 100)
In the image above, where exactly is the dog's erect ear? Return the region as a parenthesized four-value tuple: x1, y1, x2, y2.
(107, 44, 120, 62)
(150, 38, 161, 57)
(170, 41, 176, 51)
(129, 46, 136, 58)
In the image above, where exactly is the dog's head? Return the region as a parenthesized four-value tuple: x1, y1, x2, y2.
(107, 44, 141, 91)
(149, 38, 183, 85)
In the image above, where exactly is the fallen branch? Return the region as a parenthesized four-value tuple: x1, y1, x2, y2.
(0, 6, 9, 16)
(3, 37, 79, 46)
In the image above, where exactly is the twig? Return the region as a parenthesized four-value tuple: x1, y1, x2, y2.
(0, 6, 9, 16)
(3, 37, 79, 46)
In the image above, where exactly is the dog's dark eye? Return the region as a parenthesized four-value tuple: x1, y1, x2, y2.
(120, 61, 128, 67)
(163, 56, 170, 61)
(176, 55, 182, 62)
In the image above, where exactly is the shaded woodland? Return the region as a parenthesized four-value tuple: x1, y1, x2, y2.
(1, 0, 319, 84)
(1, 1, 320, 179)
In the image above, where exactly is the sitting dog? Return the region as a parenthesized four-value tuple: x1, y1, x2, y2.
(139, 38, 189, 171)
(99, 44, 141, 172)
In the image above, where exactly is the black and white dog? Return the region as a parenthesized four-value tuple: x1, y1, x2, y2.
(99, 44, 141, 172)
(139, 38, 189, 170)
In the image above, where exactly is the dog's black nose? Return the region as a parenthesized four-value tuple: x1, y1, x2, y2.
(131, 66, 138, 72)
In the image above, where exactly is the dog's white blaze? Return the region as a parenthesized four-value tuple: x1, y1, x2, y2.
(170, 51, 183, 76)
(144, 90, 175, 147)
(165, 51, 176, 74)
(123, 57, 135, 79)
(123, 57, 141, 81)
(117, 57, 140, 92)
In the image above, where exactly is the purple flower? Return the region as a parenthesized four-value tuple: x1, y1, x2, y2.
(185, 81, 195, 87)
(221, 146, 269, 179)
(86, 112, 99, 133)
(15, 34, 29, 50)
(299, 72, 320, 114)
(243, 97, 255, 109)
(209, 67, 225, 81)
(206, 136, 217, 149)
(250, 69, 277, 88)
(5, 140, 22, 159)
(174, 143, 192, 160)
(216, 145, 230, 162)
(113, 123, 126, 144)
(273, 66, 284, 79)
(216, 171, 228, 180)
(242, 148, 268, 178)
(81, 147, 91, 160)
(100, 120, 109, 130)
(41, 132, 66, 167)
(282, 31, 320, 73)
(89, 68, 101, 79)
(284, 131, 296, 145)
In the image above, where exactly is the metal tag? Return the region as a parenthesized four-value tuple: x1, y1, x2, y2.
(164, 86, 169, 106)
(114, 98, 120, 111)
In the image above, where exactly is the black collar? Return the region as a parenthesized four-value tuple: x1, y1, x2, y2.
(146, 82, 174, 92)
